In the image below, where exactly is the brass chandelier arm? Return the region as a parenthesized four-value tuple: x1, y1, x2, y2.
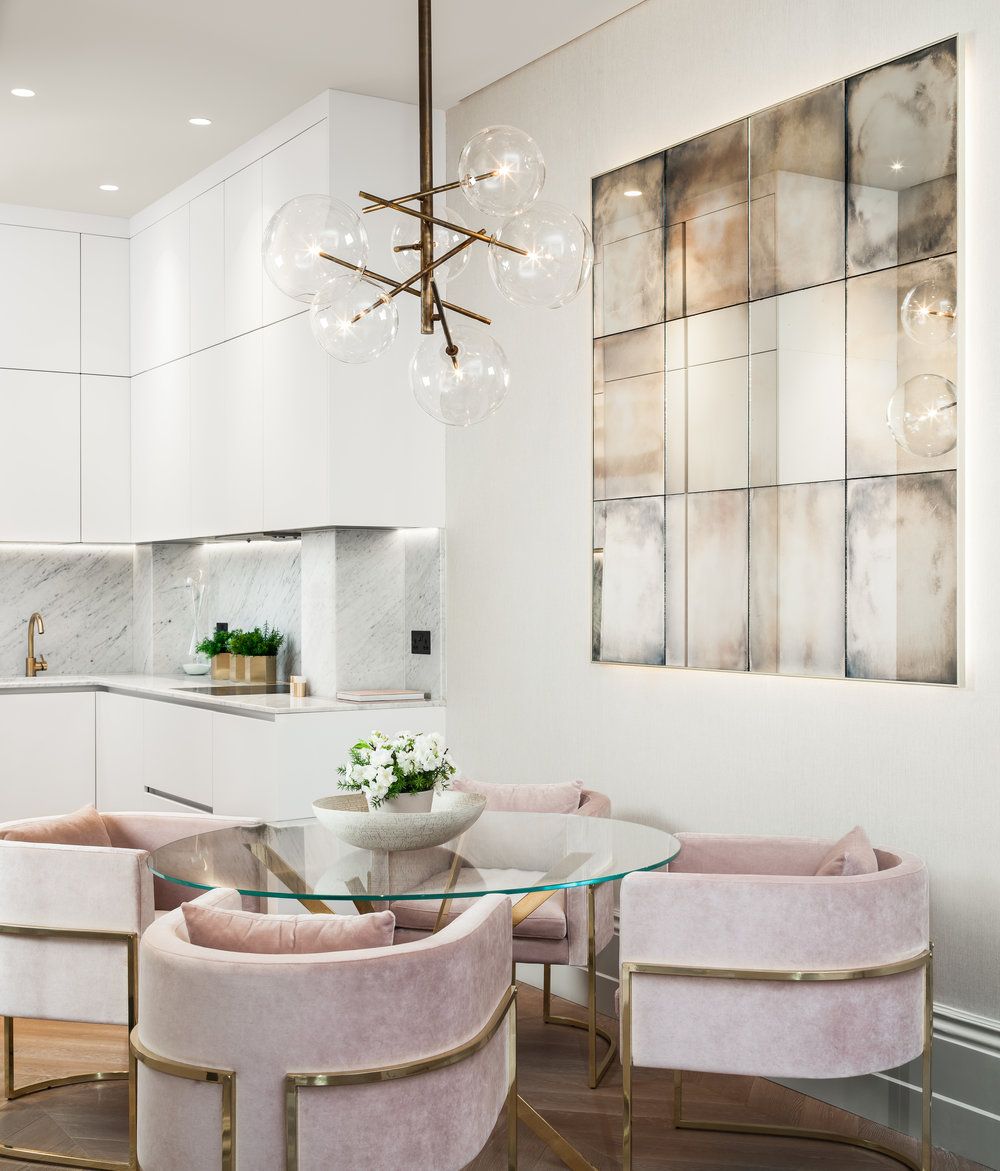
(361, 170, 500, 214)
(358, 190, 529, 256)
(351, 232, 480, 323)
(418, 0, 434, 332)
(431, 281, 459, 370)
(317, 252, 491, 325)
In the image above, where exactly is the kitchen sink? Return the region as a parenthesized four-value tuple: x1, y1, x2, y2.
(173, 683, 291, 696)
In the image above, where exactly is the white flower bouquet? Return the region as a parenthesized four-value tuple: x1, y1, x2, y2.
(337, 730, 457, 810)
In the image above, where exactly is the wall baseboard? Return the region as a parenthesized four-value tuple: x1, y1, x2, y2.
(516, 931, 1000, 1170)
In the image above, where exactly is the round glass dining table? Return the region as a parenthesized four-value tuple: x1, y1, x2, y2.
(148, 812, 681, 1171)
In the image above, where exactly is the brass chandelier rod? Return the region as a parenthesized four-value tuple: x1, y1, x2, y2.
(418, 0, 434, 333)
(430, 279, 460, 371)
(318, 251, 491, 325)
(361, 170, 500, 214)
(350, 231, 480, 323)
(357, 190, 528, 255)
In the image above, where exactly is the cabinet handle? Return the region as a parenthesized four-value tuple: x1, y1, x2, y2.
(145, 786, 213, 814)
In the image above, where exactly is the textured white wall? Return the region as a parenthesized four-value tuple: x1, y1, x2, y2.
(445, 0, 1000, 1019)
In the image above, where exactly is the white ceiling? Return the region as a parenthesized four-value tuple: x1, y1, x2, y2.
(0, 0, 641, 217)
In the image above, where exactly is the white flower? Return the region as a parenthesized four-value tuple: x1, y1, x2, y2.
(370, 747, 394, 769)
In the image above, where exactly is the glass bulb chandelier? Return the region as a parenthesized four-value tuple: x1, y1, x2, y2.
(262, 0, 593, 427)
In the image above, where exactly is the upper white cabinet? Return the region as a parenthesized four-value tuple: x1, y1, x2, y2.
(190, 332, 263, 537)
(0, 224, 80, 373)
(131, 205, 190, 375)
(81, 234, 130, 376)
(81, 375, 131, 542)
(0, 370, 80, 542)
(261, 121, 330, 326)
(131, 357, 190, 542)
(224, 161, 263, 340)
(189, 185, 226, 353)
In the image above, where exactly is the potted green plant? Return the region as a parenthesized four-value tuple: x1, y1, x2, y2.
(338, 731, 456, 812)
(196, 629, 232, 680)
(227, 628, 249, 682)
(239, 623, 285, 684)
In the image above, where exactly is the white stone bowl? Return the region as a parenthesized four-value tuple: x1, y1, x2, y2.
(311, 791, 487, 852)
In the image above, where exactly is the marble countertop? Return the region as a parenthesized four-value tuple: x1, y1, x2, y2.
(0, 674, 444, 717)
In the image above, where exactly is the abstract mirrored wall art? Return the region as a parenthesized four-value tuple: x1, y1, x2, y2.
(592, 38, 959, 684)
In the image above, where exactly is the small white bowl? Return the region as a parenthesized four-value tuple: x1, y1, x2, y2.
(181, 661, 211, 675)
(311, 792, 487, 852)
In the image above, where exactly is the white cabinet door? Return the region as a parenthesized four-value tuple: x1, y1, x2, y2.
(224, 161, 263, 340)
(81, 234, 130, 376)
(261, 121, 329, 326)
(142, 700, 213, 811)
(0, 370, 80, 542)
(130, 205, 190, 375)
(131, 358, 190, 542)
(0, 224, 80, 373)
(0, 693, 96, 821)
(96, 691, 145, 811)
(212, 713, 275, 819)
(261, 313, 329, 531)
(81, 375, 131, 542)
(190, 184, 226, 353)
(190, 332, 263, 537)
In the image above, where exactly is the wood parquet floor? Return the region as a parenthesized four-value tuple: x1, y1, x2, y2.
(0, 985, 989, 1170)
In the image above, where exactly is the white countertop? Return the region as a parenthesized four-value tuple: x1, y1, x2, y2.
(0, 673, 444, 717)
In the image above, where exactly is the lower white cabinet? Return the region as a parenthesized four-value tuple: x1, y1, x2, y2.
(0, 692, 95, 821)
(96, 692, 146, 810)
(142, 700, 213, 810)
(212, 713, 275, 818)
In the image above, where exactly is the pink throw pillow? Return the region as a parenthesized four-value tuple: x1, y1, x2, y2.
(451, 777, 584, 814)
(0, 805, 113, 847)
(182, 898, 396, 954)
(815, 825, 878, 877)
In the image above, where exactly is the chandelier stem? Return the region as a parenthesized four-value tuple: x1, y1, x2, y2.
(358, 191, 529, 255)
(431, 280, 460, 371)
(418, 0, 434, 334)
(361, 170, 500, 214)
(317, 251, 492, 325)
(349, 232, 478, 323)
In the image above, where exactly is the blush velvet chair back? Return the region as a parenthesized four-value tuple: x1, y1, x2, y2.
(391, 786, 617, 1087)
(0, 809, 257, 1171)
(618, 832, 932, 1171)
(131, 888, 517, 1171)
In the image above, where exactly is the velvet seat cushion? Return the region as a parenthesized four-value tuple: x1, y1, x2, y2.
(391, 868, 568, 939)
(182, 899, 396, 954)
(0, 804, 113, 847)
(814, 825, 879, 876)
(452, 777, 584, 814)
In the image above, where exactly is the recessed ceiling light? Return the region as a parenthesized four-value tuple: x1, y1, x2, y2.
(890, 159, 905, 172)
(623, 189, 642, 197)
(99, 184, 119, 192)
(10, 88, 35, 98)
(188, 116, 212, 126)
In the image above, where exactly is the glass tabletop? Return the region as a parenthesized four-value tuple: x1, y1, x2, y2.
(148, 813, 681, 905)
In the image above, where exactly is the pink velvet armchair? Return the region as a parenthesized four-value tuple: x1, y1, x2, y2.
(131, 888, 517, 1171)
(618, 832, 932, 1171)
(0, 809, 257, 1171)
(391, 785, 617, 1087)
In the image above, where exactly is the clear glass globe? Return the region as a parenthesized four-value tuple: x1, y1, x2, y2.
(458, 125, 545, 217)
(263, 195, 368, 303)
(410, 324, 510, 427)
(900, 278, 957, 345)
(310, 276, 398, 364)
(390, 207, 471, 283)
(488, 202, 594, 308)
(886, 374, 958, 457)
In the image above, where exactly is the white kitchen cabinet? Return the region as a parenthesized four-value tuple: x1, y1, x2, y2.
(0, 370, 80, 542)
(212, 713, 275, 819)
(189, 184, 226, 353)
(81, 375, 131, 542)
(261, 313, 330, 531)
(190, 333, 263, 538)
(0, 224, 80, 374)
(0, 692, 95, 821)
(224, 161, 263, 340)
(261, 120, 329, 326)
(96, 691, 145, 811)
(81, 234, 130, 376)
(142, 700, 213, 811)
(130, 205, 190, 375)
(131, 357, 190, 542)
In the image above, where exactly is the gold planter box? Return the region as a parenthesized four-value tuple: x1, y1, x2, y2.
(229, 654, 246, 681)
(211, 654, 231, 680)
(245, 655, 277, 684)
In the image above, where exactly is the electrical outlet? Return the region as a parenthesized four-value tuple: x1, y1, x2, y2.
(411, 629, 431, 655)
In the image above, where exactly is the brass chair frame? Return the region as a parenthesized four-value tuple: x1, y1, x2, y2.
(621, 947, 933, 1171)
(0, 922, 139, 1171)
(129, 984, 517, 1171)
